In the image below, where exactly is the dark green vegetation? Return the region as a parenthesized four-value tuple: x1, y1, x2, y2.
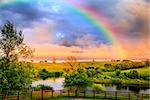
(32, 84, 53, 90)
(35, 58, 150, 86)
(39, 68, 63, 80)
(0, 21, 35, 99)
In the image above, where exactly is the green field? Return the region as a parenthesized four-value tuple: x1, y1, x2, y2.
(32, 61, 150, 73)
(33, 61, 150, 86)
(32, 61, 119, 72)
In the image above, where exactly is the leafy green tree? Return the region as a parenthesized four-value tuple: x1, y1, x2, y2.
(91, 83, 104, 92)
(0, 21, 35, 98)
(64, 65, 90, 96)
(114, 69, 121, 77)
(39, 68, 49, 80)
(86, 68, 102, 79)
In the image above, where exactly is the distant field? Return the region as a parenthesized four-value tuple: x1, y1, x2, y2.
(32, 62, 65, 72)
(32, 61, 149, 73)
(121, 66, 150, 74)
(32, 61, 120, 72)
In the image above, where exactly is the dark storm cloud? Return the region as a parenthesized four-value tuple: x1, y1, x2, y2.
(0, 2, 49, 28)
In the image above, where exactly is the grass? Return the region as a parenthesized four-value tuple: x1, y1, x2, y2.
(121, 66, 150, 74)
(32, 61, 150, 85)
(32, 62, 65, 72)
(32, 61, 121, 72)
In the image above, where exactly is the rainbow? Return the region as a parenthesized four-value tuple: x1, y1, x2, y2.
(0, 0, 126, 58)
(62, 0, 126, 58)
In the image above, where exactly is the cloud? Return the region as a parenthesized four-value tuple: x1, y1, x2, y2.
(28, 42, 150, 60)
(23, 19, 55, 44)
(116, 0, 149, 40)
(0, 1, 57, 28)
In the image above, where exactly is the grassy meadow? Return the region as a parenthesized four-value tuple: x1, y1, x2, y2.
(32, 61, 120, 72)
(32, 61, 150, 73)
(32, 61, 150, 86)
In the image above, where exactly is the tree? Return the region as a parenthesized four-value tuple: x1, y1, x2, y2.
(63, 56, 79, 75)
(0, 21, 35, 99)
(86, 68, 101, 79)
(63, 66, 90, 96)
(39, 68, 49, 80)
(91, 83, 104, 92)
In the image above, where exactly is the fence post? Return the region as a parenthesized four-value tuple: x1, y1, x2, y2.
(104, 91, 107, 98)
(17, 92, 19, 100)
(30, 91, 32, 100)
(128, 93, 130, 100)
(60, 90, 62, 96)
(68, 90, 70, 96)
(136, 94, 139, 99)
(41, 89, 43, 100)
(115, 91, 117, 100)
(51, 90, 54, 97)
(84, 89, 86, 97)
(93, 90, 95, 98)
(75, 89, 78, 97)
(141, 94, 144, 100)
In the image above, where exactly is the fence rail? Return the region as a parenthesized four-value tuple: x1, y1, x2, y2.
(0, 89, 150, 100)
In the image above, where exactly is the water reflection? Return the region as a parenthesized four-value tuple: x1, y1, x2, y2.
(32, 78, 150, 94)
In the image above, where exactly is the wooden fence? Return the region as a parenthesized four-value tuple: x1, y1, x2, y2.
(0, 89, 150, 100)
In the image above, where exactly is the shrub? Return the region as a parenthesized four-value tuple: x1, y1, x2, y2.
(32, 84, 53, 90)
(139, 73, 150, 80)
(39, 69, 64, 80)
(91, 83, 105, 92)
(124, 70, 139, 79)
(104, 64, 115, 70)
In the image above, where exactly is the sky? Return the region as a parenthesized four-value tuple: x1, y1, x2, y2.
(0, 0, 149, 61)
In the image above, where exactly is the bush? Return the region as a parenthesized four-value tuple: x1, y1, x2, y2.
(124, 70, 139, 79)
(32, 84, 53, 90)
(104, 64, 115, 70)
(139, 73, 150, 80)
(91, 83, 105, 92)
(39, 69, 64, 80)
(112, 78, 121, 84)
(114, 61, 145, 70)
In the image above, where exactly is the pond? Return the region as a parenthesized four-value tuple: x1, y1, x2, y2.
(32, 78, 150, 94)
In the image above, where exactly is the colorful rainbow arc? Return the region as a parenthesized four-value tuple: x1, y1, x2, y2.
(63, 1, 126, 58)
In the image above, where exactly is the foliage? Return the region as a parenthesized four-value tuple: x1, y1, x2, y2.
(0, 21, 35, 95)
(114, 61, 145, 70)
(32, 84, 53, 90)
(63, 56, 79, 75)
(114, 69, 121, 77)
(104, 64, 114, 70)
(112, 78, 122, 84)
(86, 68, 101, 79)
(39, 68, 63, 80)
(39, 69, 49, 80)
(0, 58, 35, 91)
(0, 21, 33, 60)
(64, 66, 90, 88)
(124, 70, 139, 79)
(91, 83, 104, 92)
(139, 72, 150, 80)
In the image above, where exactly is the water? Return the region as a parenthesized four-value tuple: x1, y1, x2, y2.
(32, 78, 64, 90)
(32, 78, 150, 94)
